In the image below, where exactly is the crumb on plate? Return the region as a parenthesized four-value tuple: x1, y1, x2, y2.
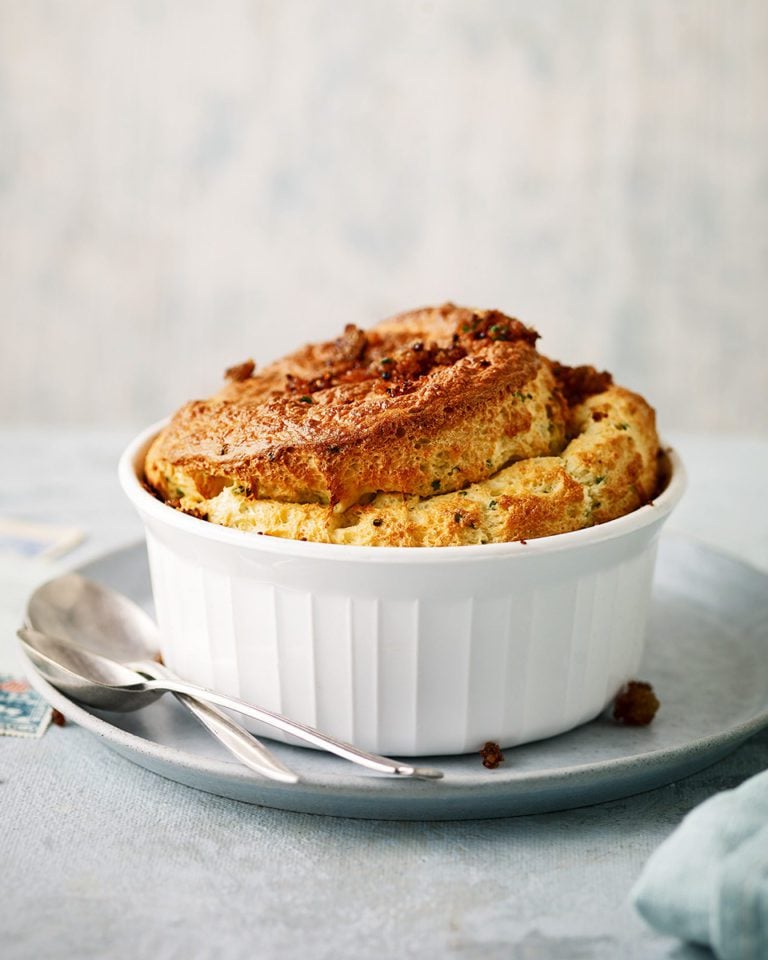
(612, 680, 660, 726)
(480, 741, 505, 769)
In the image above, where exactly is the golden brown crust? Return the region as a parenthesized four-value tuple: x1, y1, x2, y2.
(145, 305, 660, 546)
(148, 304, 567, 508)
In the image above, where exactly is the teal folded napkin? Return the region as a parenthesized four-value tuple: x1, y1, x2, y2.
(632, 769, 768, 959)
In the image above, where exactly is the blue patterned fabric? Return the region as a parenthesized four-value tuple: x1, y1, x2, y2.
(0, 674, 51, 737)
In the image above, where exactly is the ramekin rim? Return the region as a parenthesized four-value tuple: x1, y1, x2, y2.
(119, 419, 687, 563)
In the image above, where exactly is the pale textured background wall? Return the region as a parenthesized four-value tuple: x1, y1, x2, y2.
(1, 0, 766, 432)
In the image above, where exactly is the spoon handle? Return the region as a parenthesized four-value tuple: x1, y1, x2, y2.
(135, 661, 299, 785)
(145, 677, 443, 780)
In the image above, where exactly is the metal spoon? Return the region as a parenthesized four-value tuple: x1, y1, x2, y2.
(26, 574, 299, 784)
(18, 627, 443, 780)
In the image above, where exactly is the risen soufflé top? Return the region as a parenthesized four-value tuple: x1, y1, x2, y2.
(144, 304, 660, 546)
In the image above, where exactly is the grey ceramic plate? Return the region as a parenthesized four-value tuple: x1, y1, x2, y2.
(20, 535, 768, 820)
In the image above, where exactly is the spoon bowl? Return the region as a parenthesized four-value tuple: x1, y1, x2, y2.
(18, 627, 162, 711)
(28, 573, 161, 663)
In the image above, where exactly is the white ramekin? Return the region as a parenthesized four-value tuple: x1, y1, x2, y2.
(119, 422, 685, 756)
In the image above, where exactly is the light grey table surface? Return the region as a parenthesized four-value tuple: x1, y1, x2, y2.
(1, 428, 767, 960)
